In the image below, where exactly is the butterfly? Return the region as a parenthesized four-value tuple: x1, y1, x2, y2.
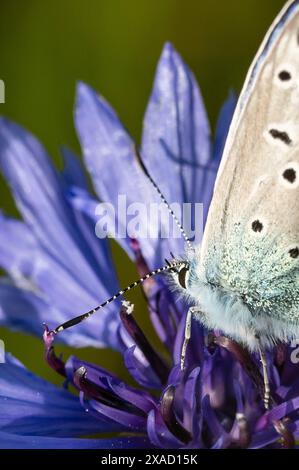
(51, 0, 299, 410)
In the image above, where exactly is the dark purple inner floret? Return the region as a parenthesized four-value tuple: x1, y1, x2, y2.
(119, 305, 170, 385)
(44, 292, 299, 450)
(73, 366, 147, 417)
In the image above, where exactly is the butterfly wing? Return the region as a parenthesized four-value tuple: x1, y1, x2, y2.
(200, 0, 299, 328)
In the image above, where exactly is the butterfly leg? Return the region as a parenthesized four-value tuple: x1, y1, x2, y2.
(258, 346, 271, 410)
(180, 306, 201, 370)
(258, 347, 294, 447)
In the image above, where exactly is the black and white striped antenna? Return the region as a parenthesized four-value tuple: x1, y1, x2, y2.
(51, 260, 184, 335)
(51, 150, 193, 337)
(135, 148, 193, 250)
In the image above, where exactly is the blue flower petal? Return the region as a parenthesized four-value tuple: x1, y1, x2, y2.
(124, 345, 161, 389)
(0, 354, 122, 438)
(256, 396, 299, 430)
(75, 81, 187, 269)
(0, 118, 122, 349)
(182, 367, 201, 434)
(0, 213, 36, 279)
(65, 354, 156, 413)
(141, 42, 212, 238)
(61, 146, 88, 189)
(66, 185, 136, 260)
(213, 90, 237, 164)
(0, 279, 114, 348)
(147, 408, 183, 448)
(201, 395, 228, 443)
(249, 428, 279, 449)
(0, 219, 117, 342)
(75, 83, 145, 257)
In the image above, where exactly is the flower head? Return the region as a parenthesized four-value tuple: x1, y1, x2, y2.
(0, 43, 298, 449)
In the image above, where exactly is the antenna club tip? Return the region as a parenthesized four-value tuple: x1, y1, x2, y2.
(121, 300, 134, 315)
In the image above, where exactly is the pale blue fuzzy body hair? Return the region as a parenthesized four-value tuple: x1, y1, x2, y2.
(182, 245, 299, 351)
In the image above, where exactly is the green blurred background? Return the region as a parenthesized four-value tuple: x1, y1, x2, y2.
(0, 0, 286, 385)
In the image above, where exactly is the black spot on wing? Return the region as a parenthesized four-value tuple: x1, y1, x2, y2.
(289, 247, 299, 259)
(278, 70, 291, 81)
(252, 220, 263, 233)
(269, 129, 292, 145)
(283, 168, 296, 183)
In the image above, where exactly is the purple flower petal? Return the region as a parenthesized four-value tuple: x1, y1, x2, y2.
(228, 381, 252, 448)
(0, 280, 65, 338)
(166, 365, 184, 390)
(182, 367, 201, 433)
(147, 408, 183, 448)
(202, 395, 226, 438)
(66, 354, 119, 382)
(148, 282, 182, 351)
(123, 345, 161, 389)
(249, 427, 279, 449)
(106, 377, 156, 412)
(88, 398, 147, 432)
(173, 310, 205, 367)
(67, 352, 159, 413)
(160, 386, 192, 444)
(279, 346, 299, 386)
(255, 396, 299, 430)
(73, 366, 149, 418)
(277, 378, 299, 401)
(66, 354, 156, 415)
(211, 436, 225, 449)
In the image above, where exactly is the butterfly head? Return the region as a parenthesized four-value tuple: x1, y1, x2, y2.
(171, 261, 190, 290)
(167, 247, 202, 298)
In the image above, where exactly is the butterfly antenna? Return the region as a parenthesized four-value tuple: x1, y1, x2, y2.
(51, 260, 184, 335)
(135, 147, 193, 250)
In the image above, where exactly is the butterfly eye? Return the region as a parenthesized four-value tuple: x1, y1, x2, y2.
(178, 265, 189, 289)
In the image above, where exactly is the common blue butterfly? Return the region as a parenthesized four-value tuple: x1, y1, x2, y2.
(52, 0, 299, 410)
(190, 0, 299, 345)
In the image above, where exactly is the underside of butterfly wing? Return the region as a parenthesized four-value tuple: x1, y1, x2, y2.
(191, 0, 299, 350)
